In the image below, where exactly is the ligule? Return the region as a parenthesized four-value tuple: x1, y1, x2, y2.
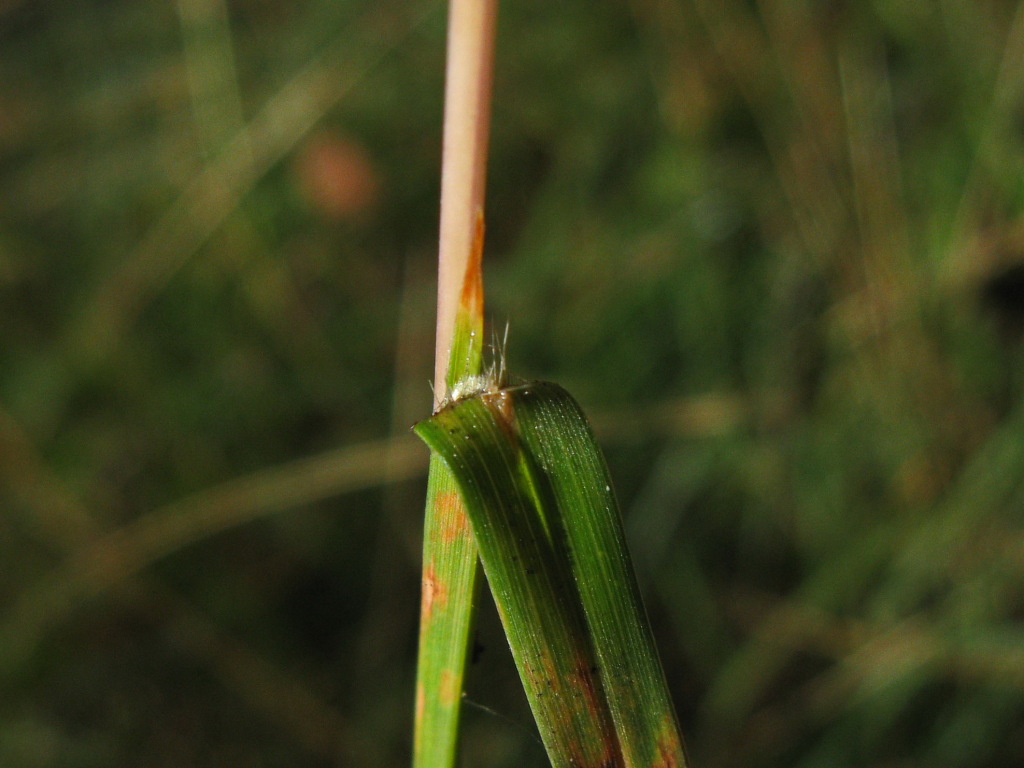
(415, 381, 688, 768)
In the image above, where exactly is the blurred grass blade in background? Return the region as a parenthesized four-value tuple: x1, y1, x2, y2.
(415, 381, 688, 768)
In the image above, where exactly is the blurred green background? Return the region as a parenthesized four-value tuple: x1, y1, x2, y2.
(3, 0, 1024, 765)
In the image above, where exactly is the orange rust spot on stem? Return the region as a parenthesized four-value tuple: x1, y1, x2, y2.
(458, 210, 485, 320)
(420, 562, 449, 624)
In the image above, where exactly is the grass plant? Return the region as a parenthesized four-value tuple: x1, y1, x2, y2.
(416, 381, 687, 767)
(3, 2, 1024, 767)
(414, 9, 689, 765)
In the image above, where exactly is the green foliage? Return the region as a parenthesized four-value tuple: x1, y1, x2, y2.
(416, 382, 686, 768)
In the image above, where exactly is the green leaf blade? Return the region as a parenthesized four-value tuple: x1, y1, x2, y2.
(416, 396, 623, 768)
(512, 382, 688, 768)
(415, 382, 688, 768)
(413, 454, 479, 768)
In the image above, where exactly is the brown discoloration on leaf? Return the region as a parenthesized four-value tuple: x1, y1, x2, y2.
(588, 737, 620, 768)
(439, 668, 459, 707)
(572, 654, 606, 721)
(435, 491, 471, 544)
(521, 652, 559, 710)
(523, 649, 622, 768)
(539, 648, 559, 691)
(481, 389, 521, 454)
(650, 715, 686, 768)
(434, 489, 461, 516)
(482, 388, 515, 427)
(571, 654, 620, 768)
(420, 562, 449, 624)
(458, 210, 485, 320)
